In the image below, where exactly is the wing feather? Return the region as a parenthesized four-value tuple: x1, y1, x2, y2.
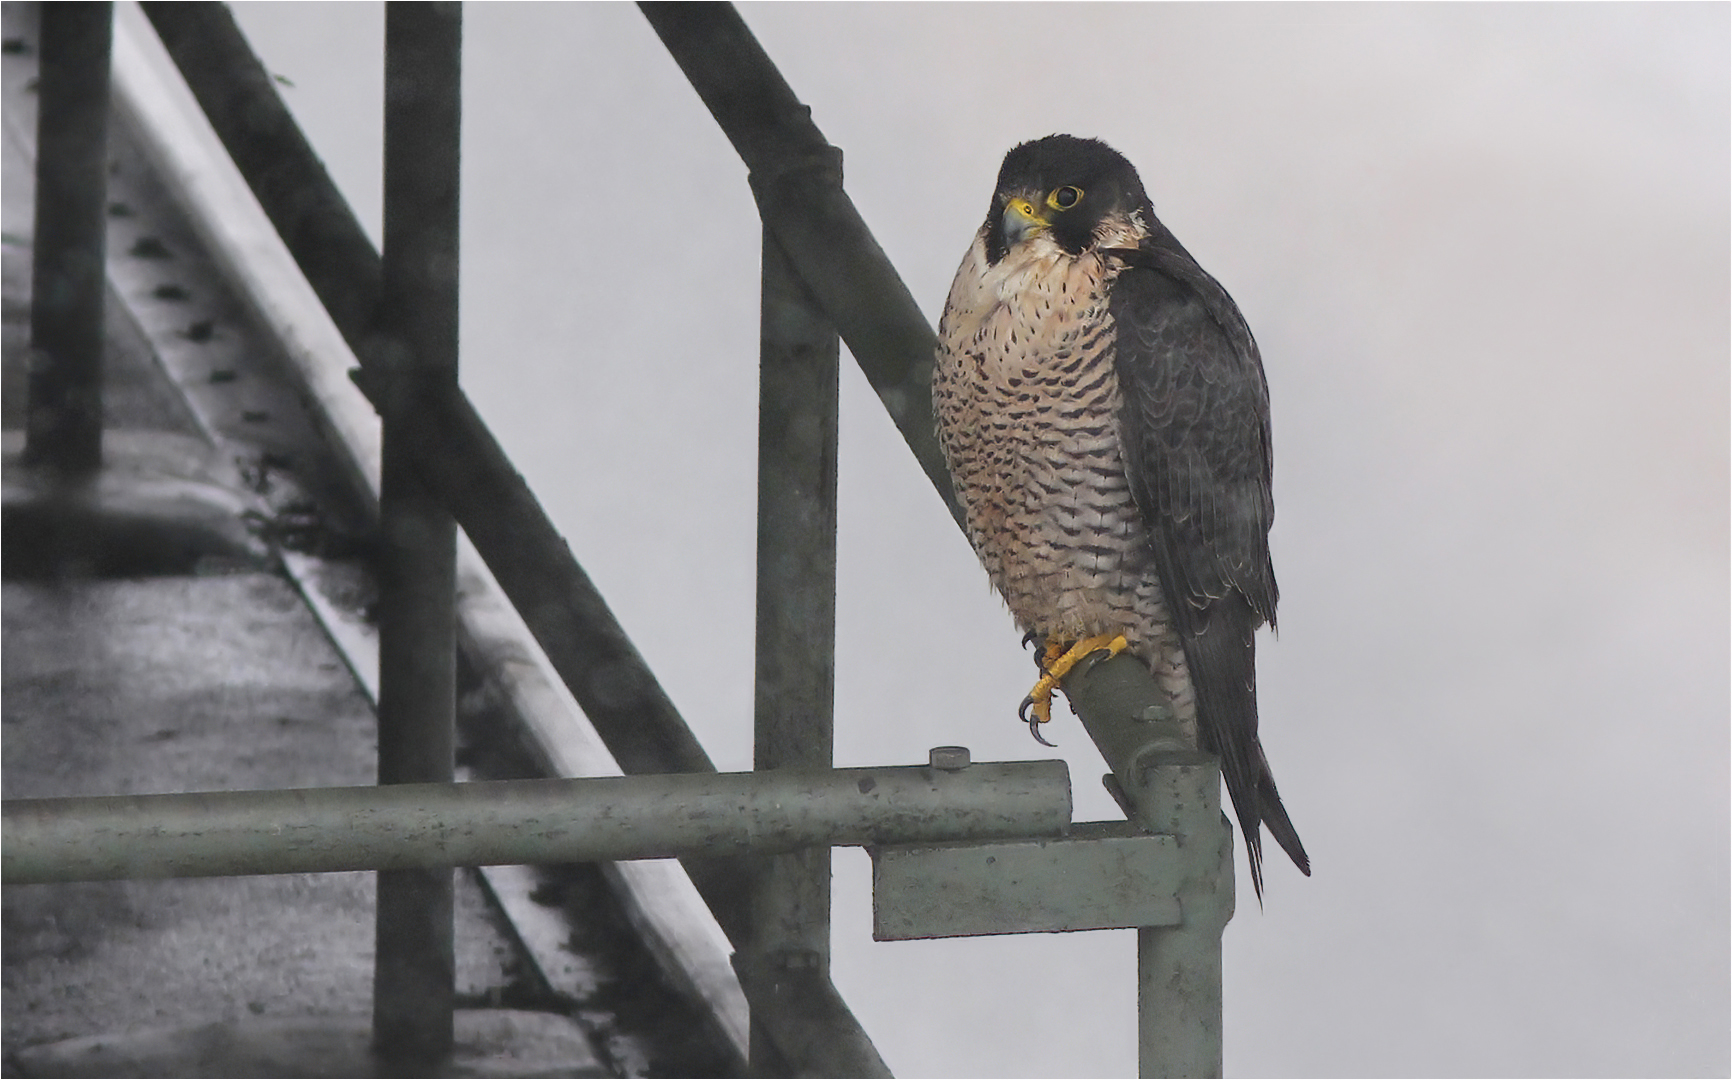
(1107, 240, 1308, 897)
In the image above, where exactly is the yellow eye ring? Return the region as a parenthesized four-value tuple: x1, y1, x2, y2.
(1047, 186, 1083, 211)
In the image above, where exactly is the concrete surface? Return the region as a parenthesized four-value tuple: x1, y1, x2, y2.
(1, 575, 589, 1075)
(12, 1010, 604, 1078)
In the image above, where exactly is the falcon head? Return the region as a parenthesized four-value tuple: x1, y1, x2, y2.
(982, 135, 1154, 264)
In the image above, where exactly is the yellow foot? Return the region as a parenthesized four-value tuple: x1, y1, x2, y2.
(1018, 632, 1131, 746)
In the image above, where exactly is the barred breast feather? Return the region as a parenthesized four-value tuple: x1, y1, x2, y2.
(933, 230, 1198, 735)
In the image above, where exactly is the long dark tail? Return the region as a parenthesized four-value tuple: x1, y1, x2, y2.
(1185, 597, 1309, 902)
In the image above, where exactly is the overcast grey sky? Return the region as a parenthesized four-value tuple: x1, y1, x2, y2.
(227, 4, 1728, 1076)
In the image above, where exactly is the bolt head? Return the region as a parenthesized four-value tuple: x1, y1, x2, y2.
(928, 745, 971, 771)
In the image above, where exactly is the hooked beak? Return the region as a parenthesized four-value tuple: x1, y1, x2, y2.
(1000, 196, 1049, 247)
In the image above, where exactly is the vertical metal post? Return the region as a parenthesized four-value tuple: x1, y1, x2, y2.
(745, 199, 838, 1074)
(1066, 654, 1233, 1078)
(26, 2, 113, 476)
(372, 1, 461, 1064)
(752, 217, 840, 958)
(1134, 760, 1232, 1078)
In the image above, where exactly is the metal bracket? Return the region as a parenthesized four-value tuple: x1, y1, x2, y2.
(870, 810, 1236, 942)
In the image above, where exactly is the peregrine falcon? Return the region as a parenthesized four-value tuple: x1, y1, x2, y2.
(933, 135, 1309, 896)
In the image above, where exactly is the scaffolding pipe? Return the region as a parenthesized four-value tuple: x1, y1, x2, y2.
(372, 1, 463, 1061)
(744, 207, 889, 1076)
(1065, 652, 1234, 1078)
(2, 761, 1073, 886)
(642, 8, 1237, 1073)
(26, 2, 113, 477)
(139, 2, 382, 342)
(752, 220, 842, 955)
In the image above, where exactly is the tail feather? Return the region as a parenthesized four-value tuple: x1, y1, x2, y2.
(1259, 764, 1310, 877)
(1182, 595, 1308, 902)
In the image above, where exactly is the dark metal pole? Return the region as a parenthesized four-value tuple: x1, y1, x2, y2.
(372, 1, 462, 1064)
(738, 205, 887, 1076)
(139, 2, 382, 341)
(26, 2, 113, 476)
(751, 223, 839, 975)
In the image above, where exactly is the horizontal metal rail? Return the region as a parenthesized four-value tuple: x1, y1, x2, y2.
(2, 760, 1071, 885)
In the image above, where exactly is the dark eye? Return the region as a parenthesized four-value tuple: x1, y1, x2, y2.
(1048, 186, 1083, 210)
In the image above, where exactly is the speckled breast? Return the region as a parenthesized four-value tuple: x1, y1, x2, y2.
(934, 234, 1168, 650)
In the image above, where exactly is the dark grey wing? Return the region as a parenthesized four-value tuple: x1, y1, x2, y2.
(1107, 245, 1309, 899)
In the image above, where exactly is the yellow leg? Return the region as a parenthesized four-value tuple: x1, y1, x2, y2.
(1019, 632, 1130, 744)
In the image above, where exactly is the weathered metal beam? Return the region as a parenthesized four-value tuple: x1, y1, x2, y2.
(2, 761, 1073, 886)
(637, 3, 961, 529)
(734, 958, 892, 1080)
(1065, 652, 1234, 1079)
(26, 2, 113, 477)
(372, 1, 463, 1062)
(138, 2, 382, 342)
(746, 208, 872, 1074)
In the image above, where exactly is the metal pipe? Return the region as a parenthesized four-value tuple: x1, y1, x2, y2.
(1134, 761, 1231, 1079)
(1065, 653, 1233, 1078)
(139, 2, 382, 343)
(1138, 866, 1230, 1077)
(373, 1, 463, 1061)
(26, 2, 114, 477)
(635, 38, 1241, 1073)
(2, 762, 1073, 885)
(734, 959, 893, 1079)
(745, 213, 885, 1075)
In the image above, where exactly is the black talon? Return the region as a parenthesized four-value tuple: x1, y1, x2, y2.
(1028, 716, 1057, 747)
(1021, 630, 1040, 650)
(1019, 696, 1058, 747)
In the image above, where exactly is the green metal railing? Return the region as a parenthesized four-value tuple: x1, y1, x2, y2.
(5, 3, 1234, 1075)
(3, 761, 1072, 883)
